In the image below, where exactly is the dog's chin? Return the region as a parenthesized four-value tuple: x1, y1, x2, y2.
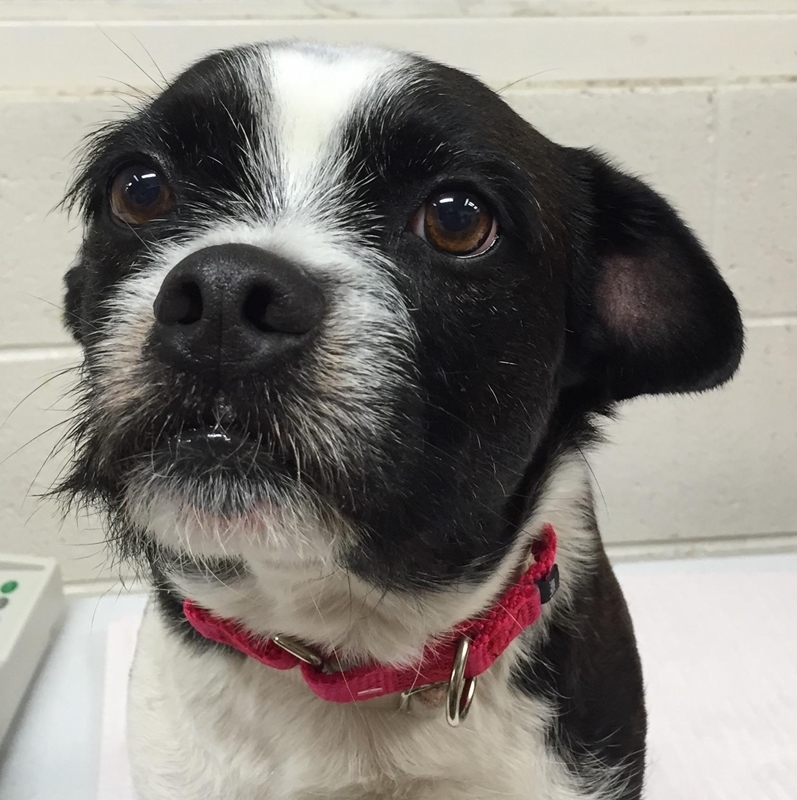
(123, 430, 340, 561)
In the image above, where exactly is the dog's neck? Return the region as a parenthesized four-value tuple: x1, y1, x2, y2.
(165, 455, 596, 669)
(180, 522, 557, 716)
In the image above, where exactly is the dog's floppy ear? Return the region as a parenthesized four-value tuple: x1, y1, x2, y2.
(564, 150, 743, 401)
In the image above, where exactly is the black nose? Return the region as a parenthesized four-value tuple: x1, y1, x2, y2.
(152, 243, 325, 380)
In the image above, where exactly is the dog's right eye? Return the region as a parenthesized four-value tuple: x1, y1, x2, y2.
(109, 164, 175, 226)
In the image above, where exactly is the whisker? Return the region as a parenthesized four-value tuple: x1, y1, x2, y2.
(96, 26, 161, 88)
(0, 364, 79, 430)
(131, 33, 168, 87)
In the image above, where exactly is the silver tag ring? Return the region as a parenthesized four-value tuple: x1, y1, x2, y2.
(446, 637, 477, 727)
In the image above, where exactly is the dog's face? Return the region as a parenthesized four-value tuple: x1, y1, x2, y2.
(60, 43, 742, 593)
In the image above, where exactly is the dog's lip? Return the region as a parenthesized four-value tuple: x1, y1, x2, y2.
(165, 427, 257, 459)
(177, 429, 235, 445)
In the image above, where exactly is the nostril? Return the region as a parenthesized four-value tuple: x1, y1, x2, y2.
(177, 282, 203, 324)
(243, 285, 277, 333)
(156, 280, 203, 326)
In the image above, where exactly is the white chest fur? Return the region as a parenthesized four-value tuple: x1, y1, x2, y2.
(128, 606, 599, 800)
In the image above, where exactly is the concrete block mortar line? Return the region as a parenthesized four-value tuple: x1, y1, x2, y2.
(743, 315, 797, 328)
(3, 75, 797, 101)
(0, 344, 82, 362)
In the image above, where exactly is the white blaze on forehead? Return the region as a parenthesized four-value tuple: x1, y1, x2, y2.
(264, 44, 404, 203)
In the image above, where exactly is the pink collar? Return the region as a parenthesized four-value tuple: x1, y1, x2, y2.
(183, 523, 558, 705)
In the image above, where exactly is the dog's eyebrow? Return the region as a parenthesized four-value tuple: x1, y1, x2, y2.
(442, 150, 531, 185)
(62, 121, 127, 216)
(349, 117, 531, 192)
(62, 114, 168, 218)
(384, 145, 533, 207)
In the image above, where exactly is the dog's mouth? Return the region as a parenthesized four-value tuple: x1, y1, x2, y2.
(153, 415, 288, 478)
(165, 426, 263, 464)
(127, 431, 286, 521)
(94, 373, 390, 525)
(120, 397, 300, 511)
(118, 407, 349, 557)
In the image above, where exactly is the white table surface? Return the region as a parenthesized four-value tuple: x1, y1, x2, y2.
(0, 592, 147, 800)
(2, 554, 796, 800)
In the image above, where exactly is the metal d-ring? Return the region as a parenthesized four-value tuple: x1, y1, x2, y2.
(445, 637, 477, 727)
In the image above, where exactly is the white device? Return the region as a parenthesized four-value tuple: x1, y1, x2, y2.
(0, 554, 64, 746)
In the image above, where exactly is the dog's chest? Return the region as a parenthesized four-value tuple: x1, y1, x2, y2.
(128, 608, 592, 800)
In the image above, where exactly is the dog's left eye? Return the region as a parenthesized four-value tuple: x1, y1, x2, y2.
(109, 164, 175, 226)
(409, 190, 498, 257)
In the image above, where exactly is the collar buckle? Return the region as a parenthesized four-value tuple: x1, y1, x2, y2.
(271, 634, 323, 669)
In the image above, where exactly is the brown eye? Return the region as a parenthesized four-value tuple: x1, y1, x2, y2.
(410, 190, 498, 256)
(110, 164, 175, 225)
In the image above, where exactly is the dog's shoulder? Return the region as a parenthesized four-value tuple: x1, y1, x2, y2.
(515, 542, 646, 799)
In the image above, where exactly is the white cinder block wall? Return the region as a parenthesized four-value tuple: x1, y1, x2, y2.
(0, 0, 795, 589)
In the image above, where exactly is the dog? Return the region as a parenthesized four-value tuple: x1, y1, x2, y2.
(58, 41, 743, 799)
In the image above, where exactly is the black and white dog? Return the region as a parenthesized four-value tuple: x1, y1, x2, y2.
(59, 42, 743, 799)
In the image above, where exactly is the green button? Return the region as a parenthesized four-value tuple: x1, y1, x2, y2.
(1, 580, 18, 594)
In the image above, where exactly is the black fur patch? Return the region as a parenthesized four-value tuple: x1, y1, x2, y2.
(514, 540, 647, 799)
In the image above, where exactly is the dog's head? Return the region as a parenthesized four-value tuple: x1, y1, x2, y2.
(60, 42, 742, 596)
